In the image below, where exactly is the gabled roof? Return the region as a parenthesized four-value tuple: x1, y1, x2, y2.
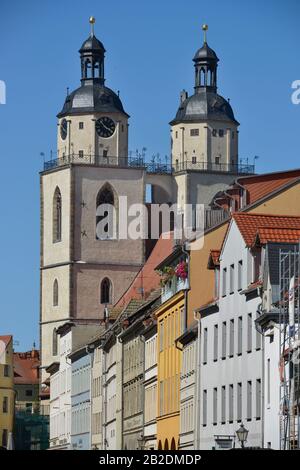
(0, 335, 12, 347)
(14, 349, 40, 385)
(114, 232, 174, 309)
(232, 213, 300, 247)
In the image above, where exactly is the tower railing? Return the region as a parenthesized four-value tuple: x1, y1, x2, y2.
(43, 154, 254, 176)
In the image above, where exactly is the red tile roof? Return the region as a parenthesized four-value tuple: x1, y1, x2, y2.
(114, 233, 174, 309)
(255, 227, 300, 245)
(14, 349, 40, 385)
(0, 335, 13, 347)
(233, 213, 300, 247)
(237, 170, 300, 205)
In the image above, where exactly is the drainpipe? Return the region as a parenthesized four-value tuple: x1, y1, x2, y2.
(194, 309, 201, 450)
(182, 243, 190, 331)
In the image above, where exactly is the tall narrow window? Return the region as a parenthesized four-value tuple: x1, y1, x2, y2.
(100, 278, 111, 305)
(222, 322, 227, 359)
(256, 379, 261, 420)
(222, 268, 227, 297)
(213, 388, 218, 425)
(52, 329, 58, 356)
(96, 184, 116, 240)
(230, 264, 235, 294)
(256, 312, 262, 350)
(53, 279, 58, 307)
(203, 328, 208, 364)
(229, 319, 234, 357)
(247, 381, 252, 421)
(160, 321, 164, 352)
(238, 316, 243, 356)
(221, 386, 226, 424)
(203, 390, 207, 426)
(247, 313, 252, 353)
(267, 359, 271, 405)
(237, 383, 242, 422)
(53, 187, 62, 243)
(238, 260, 243, 291)
(213, 325, 218, 362)
(229, 384, 234, 423)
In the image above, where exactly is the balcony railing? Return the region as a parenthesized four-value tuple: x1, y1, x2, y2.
(173, 160, 255, 174)
(43, 154, 254, 176)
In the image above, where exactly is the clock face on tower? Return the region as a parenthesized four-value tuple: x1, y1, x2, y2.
(60, 119, 68, 140)
(95, 117, 116, 138)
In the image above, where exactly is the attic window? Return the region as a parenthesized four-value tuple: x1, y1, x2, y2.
(190, 129, 199, 136)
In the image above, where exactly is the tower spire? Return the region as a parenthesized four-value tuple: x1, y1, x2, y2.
(89, 16, 96, 37)
(202, 24, 208, 44)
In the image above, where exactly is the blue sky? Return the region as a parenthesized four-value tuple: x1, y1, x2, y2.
(0, 0, 299, 351)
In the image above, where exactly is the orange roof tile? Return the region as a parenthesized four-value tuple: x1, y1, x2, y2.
(114, 232, 174, 309)
(233, 213, 300, 247)
(14, 350, 40, 385)
(237, 170, 300, 205)
(255, 227, 300, 245)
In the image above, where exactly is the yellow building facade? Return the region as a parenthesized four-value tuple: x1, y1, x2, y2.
(0, 335, 15, 449)
(156, 291, 185, 450)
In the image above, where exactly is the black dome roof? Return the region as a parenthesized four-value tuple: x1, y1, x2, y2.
(79, 35, 105, 53)
(57, 83, 128, 118)
(193, 42, 219, 62)
(170, 90, 238, 125)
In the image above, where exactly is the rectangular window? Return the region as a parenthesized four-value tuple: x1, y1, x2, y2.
(229, 319, 234, 357)
(26, 389, 33, 397)
(238, 316, 243, 356)
(222, 322, 226, 359)
(222, 268, 227, 297)
(256, 312, 261, 350)
(247, 381, 252, 421)
(230, 264, 235, 294)
(221, 386, 226, 424)
(160, 321, 164, 352)
(192, 156, 197, 164)
(3, 396, 8, 413)
(190, 128, 199, 136)
(4, 365, 9, 377)
(203, 390, 207, 426)
(267, 359, 271, 405)
(256, 379, 261, 420)
(175, 131, 178, 138)
(229, 384, 234, 423)
(219, 129, 224, 137)
(238, 260, 243, 291)
(247, 314, 252, 353)
(103, 149, 108, 158)
(213, 388, 218, 425)
(213, 324, 218, 362)
(2, 429, 7, 448)
(203, 328, 208, 364)
(237, 383, 242, 422)
(78, 150, 84, 158)
(79, 122, 84, 129)
(160, 381, 164, 416)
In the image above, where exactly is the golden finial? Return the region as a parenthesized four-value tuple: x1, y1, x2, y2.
(89, 16, 96, 36)
(202, 24, 208, 43)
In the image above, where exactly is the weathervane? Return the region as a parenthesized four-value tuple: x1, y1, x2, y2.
(202, 24, 208, 43)
(89, 16, 96, 36)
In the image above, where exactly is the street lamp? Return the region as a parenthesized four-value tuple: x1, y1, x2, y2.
(236, 423, 249, 449)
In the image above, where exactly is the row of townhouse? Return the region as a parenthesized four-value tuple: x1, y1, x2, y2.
(45, 168, 300, 450)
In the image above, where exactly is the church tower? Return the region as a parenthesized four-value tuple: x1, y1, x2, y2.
(40, 19, 145, 383)
(170, 25, 241, 212)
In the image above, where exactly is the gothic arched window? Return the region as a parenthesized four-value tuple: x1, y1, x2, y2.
(52, 328, 58, 356)
(100, 278, 112, 305)
(96, 184, 117, 240)
(53, 187, 62, 243)
(53, 279, 58, 306)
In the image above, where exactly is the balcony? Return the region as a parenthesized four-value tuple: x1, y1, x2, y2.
(43, 154, 254, 176)
(161, 276, 189, 304)
(43, 154, 172, 175)
(173, 160, 254, 175)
